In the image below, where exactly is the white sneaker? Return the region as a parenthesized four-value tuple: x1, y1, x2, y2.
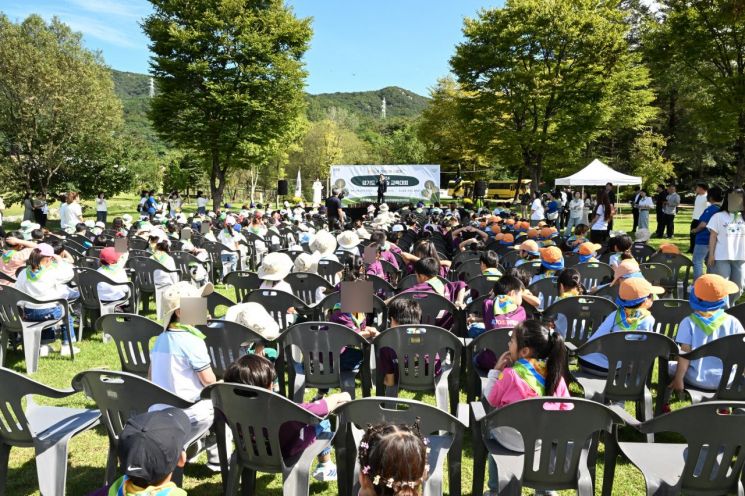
(312, 462, 337, 482)
(39, 345, 52, 358)
(59, 345, 80, 357)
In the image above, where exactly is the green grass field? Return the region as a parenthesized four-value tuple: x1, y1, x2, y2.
(1, 196, 699, 495)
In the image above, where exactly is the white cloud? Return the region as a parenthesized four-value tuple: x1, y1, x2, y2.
(62, 13, 139, 47)
(67, 0, 147, 19)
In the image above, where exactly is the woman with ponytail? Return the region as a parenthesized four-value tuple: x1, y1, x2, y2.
(357, 422, 429, 496)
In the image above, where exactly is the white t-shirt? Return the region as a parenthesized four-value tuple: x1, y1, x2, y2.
(197, 197, 209, 208)
(692, 193, 709, 220)
(638, 196, 654, 210)
(151, 328, 212, 402)
(58, 202, 68, 228)
(708, 211, 745, 261)
(592, 204, 608, 231)
(96, 198, 107, 212)
(63, 202, 82, 229)
(568, 198, 584, 218)
(530, 198, 544, 221)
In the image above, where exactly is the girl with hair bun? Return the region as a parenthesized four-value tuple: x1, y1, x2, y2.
(357, 422, 429, 496)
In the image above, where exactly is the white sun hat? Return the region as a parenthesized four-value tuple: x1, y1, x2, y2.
(224, 302, 280, 340)
(336, 230, 361, 250)
(310, 230, 337, 255)
(257, 252, 293, 281)
(293, 252, 318, 273)
(160, 281, 214, 330)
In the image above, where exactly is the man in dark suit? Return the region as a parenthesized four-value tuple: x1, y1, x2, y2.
(376, 174, 387, 204)
(631, 186, 642, 233)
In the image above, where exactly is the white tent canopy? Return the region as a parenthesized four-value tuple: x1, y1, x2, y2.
(554, 159, 641, 187)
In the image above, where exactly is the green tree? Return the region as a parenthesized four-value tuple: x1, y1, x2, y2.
(0, 14, 124, 202)
(143, 0, 312, 210)
(646, 0, 745, 182)
(630, 130, 676, 189)
(450, 0, 656, 191)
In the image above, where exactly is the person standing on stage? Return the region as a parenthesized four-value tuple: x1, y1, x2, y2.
(376, 174, 388, 205)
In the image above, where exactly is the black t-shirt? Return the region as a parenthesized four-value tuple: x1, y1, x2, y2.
(325, 196, 342, 219)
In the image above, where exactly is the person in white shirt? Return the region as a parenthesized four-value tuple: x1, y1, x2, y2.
(151, 240, 180, 318)
(14, 243, 78, 356)
(196, 191, 209, 215)
(637, 189, 654, 230)
(62, 192, 83, 233)
(96, 247, 130, 306)
(95, 192, 107, 224)
(690, 183, 710, 253)
(590, 191, 613, 244)
(217, 216, 247, 275)
(707, 188, 745, 306)
(312, 178, 323, 207)
(530, 193, 544, 227)
(564, 191, 584, 236)
(168, 191, 182, 218)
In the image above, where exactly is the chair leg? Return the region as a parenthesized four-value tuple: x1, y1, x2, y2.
(242, 468, 255, 496)
(104, 444, 118, 485)
(34, 435, 73, 496)
(0, 329, 8, 369)
(601, 429, 619, 496)
(225, 454, 241, 495)
(21, 327, 42, 374)
(0, 443, 11, 496)
(471, 417, 486, 496)
(283, 463, 312, 496)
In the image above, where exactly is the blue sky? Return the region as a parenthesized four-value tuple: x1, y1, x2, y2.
(2, 0, 501, 96)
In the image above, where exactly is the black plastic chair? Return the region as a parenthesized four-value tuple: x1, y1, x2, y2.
(0, 285, 73, 373)
(471, 397, 623, 496)
(128, 248, 150, 259)
(396, 273, 450, 292)
(315, 291, 388, 332)
(452, 249, 481, 267)
(222, 270, 261, 302)
(172, 251, 211, 283)
(285, 272, 334, 306)
(78, 256, 101, 270)
(379, 259, 401, 286)
(575, 262, 614, 289)
(648, 252, 694, 298)
(278, 321, 371, 401)
(128, 237, 148, 251)
(543, 296, 618, 350)
(604, 401, 745, 496)
(563, 250, 580, 268)
(75, 268, 135, 338)
(245, 289, 310, 331)
(640, 262, 674, 297)
(498, 250, 521, 270)
(390, 290, 465, 336)
(204, 240, 243, 281)
(465, 327, 511, 403)
(373, 324, 463, 414)
(678, 333, 745, 403)
(451, 259, 481, 282)
(631, 242, 656, 263)
(650, 299, 691, 339)
(126, 256, 179, 314)
(201, 383, 334, 496)
(727, 302, 745, 325)
(317, 259, 344, 284)
(366, 274, 396, 299)
(0, 368, 101, 496)
(207, 291, 235, 319)
(72, 370, 203, 486)
(196, 319, 267, 379)
(333, 397, 468, 496)
(96, 313, 162, 377)
(466, 275, 496, 300)
(574, 330, 677, 439)
(528, 277, 559, 310)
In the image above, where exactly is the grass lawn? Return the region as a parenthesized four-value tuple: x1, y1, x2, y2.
(2, 196, 698, 495)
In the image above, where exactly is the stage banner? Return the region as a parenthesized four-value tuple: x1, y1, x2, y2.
(330, 164, 440, 205)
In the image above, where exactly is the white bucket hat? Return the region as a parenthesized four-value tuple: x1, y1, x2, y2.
(379, 203, 389, 212)
(355, 226, 371, 240)
(257, 252, 293, 281)
(310, 230, 337, 255)
(635, 228, 651, 243)
(293, 252, 318, 273)
(224, 302, 280, 340)
(336, 231, 361, 250)
(160, 281, 214, 330)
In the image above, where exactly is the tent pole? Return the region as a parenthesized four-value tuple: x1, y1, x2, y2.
(616, 185, 620, 215)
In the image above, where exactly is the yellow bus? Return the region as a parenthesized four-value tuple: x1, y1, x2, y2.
(446, 179, 473, 198)
(486, 179, 532, 201)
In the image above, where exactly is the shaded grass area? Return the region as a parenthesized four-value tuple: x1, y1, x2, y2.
(2, 197, 699, 495)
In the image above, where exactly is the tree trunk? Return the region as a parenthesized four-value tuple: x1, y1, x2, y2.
(209, 149, 225, 211)
(736, 110, 745, 185)
(513, 168, 524, 202)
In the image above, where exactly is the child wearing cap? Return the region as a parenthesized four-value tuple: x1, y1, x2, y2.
(86, 408, 191, 496)
(577, 242, 602, 264)
(579, 278, 663, 372)
(150, 282, 220, 471)
(0, 232, 36, 285)
(223, 354, 348, 481)
(514, 240, 540, 267)
(529, 247, 565, 285)
(667, 274, 745, 397)
(97, 247, 131, 307)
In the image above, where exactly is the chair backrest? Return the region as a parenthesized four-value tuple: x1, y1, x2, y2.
(576, 331, 677, 400)
(682, 334, 745, 400)
(389, 291, 460, 332)
(315, 292, 388, 331)
(171, 251, 208, 282)
(528, 277, 559, 310)
(575, 262, 614, 289)
(465, 295, 489, 321)
(207, 292, 235, 319)
(284, 272, 334, 305)
(466, 275, 495, 300)
(197, 319, 266, 379)
(222, 270, 260, 302)
(478, 398, 620, 489)
(72, 370, 193, 443)
(641, 401, 745, 494)
(544, 296, 618, 348)
(378, 259, 400, 286)
(639, 262, 673, 289)
(78, 256, 101, 270)
(396, 274, 449, 292)
(650, 299, 691, 339)
(125, 256, 164, 292)
(87, 246, 104, 258)
(128, 248, 151, 259)
(452, 259, 481, 282)
(631, 243, 656, 263)
(452, 250, 481, 267)
(0, 285, 35, 333)
(593, 283, 619, 302)
(204, 383, 324, 473)
(317, 259, 344, 283)
(499, 250, 521, 270)
(246, 289, 308, 331)
(647, 252, 694, 297)
(366, 275, 396, 299)
(373, 325, 462, 391)
(726, 303, 745, 326)
(563, 251, 580, 268)
(128, 238, 149, 251)
(96, 313, 162, 376)
(280, 322, 368, 389)
(76, 268, 129, 310)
